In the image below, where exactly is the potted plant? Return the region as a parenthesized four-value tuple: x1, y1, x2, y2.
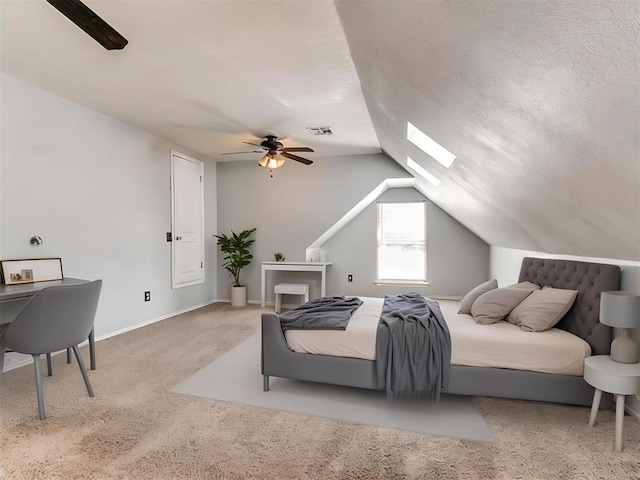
(214, 228, 256, 307)
(274, 252, 286, 262)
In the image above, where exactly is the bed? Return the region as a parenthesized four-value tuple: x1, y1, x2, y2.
(261, 257, 621, 406)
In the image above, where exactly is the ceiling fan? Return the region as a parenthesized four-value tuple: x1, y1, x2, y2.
(222, 135, 314, 169)
(47, 0, 128, 50)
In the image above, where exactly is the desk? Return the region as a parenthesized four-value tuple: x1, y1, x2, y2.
(0, 278, 96, 370)
(261, 262, 332, 308)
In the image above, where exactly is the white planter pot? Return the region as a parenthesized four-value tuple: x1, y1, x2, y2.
(230, 286, 247, 307)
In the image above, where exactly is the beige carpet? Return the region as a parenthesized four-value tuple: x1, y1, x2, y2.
(173, 334, 494, 442)
(0, 303, 639, 480)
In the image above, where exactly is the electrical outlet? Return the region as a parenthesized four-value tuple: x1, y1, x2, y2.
(348, 274, 353, 282)
(144, 291, 151, 302)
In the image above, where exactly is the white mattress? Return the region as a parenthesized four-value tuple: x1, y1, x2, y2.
(284, 297, 591, 376)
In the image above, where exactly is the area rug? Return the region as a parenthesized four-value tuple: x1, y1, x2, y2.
(172, 333, 494, 442)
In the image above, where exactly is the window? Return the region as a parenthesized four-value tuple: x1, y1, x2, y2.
(407, 121, 456, 168)
(376, 201, 427, 284)
(407, 157, 441, 186)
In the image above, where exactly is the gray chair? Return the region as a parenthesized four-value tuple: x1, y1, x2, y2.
(0, 280, 102, 420)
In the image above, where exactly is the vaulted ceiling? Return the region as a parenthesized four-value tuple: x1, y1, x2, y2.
(1, 1, 638, 261)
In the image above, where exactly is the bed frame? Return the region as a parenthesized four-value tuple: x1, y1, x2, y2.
(261, 257, 621, 406)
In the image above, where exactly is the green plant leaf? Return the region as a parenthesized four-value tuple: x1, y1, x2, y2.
(214, 228, 256, 287)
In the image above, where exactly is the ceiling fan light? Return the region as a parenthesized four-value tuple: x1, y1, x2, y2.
(258, 153, 285, 169)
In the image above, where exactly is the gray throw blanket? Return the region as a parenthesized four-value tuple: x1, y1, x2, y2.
(278, 296, 363, 331)
(375, 293, 451, 400)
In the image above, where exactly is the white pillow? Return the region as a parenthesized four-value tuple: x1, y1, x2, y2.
(471, 287, 534, 325)
(507, 288, 578, 332)
(458, 279, 498, 314)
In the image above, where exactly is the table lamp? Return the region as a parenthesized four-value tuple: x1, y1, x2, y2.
(600, 291, 640, 364)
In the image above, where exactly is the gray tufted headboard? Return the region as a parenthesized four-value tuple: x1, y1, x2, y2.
(518, 257, 621, 356)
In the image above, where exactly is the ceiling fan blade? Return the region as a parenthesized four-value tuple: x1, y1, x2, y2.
(220, 150, 263, 155)
(46, 0, 128, 50)
(281, 152, 313, 165)
(243, 141, 264, 148)
(281, 147, 314, 153)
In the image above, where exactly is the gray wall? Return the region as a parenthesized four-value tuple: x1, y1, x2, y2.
(216, 154, 489, 303)
(1, 74, 218, 369)
(326, 187, 489, 297)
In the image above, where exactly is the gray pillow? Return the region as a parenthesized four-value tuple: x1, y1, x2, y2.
(506, 288, 579, 332)
(458, 279, 498, 314)
(471, 287, 534, 325)
(507, 281, 541, 290)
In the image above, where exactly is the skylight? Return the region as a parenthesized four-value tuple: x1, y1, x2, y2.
(407, 157, 441, 186)
(407, 122, 456, 168)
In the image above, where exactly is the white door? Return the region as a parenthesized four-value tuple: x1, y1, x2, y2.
(171, 151, 204, 289)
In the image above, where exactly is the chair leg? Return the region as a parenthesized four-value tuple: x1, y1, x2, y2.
(66, 348, 72, 364)
(46, 353, 52, 377)
(71, 345, 94, 397)
(32, 354, 46, 421)
(89, 328, 96, 370)
(0, 344, 5, 377)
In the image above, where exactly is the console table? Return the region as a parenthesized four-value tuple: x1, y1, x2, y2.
(0, 278, 96, 370)
(261, 262, 332, 308)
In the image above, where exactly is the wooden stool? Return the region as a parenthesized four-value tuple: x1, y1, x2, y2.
(274, 283, 309, 313)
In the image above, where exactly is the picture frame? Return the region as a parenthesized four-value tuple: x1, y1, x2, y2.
(0, 258, 63, 285)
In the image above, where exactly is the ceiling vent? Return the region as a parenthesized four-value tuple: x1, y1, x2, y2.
(307, 126, 333, 136)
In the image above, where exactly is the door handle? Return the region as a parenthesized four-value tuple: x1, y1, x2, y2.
(176, 236, 183, 241)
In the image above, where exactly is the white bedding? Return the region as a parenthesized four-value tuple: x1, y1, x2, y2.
(284, 297, 591, 376)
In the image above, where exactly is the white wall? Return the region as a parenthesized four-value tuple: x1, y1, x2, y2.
(0, 74, 217, 369)
(491, 246, 640, 415)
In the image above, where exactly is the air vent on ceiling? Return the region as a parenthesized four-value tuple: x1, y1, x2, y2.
(307, 126, 333, 136)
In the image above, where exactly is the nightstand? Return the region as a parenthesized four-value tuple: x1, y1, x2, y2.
(584, 355, 640, 452)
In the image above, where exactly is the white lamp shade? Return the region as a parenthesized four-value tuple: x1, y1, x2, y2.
(258, 153, 285, 169)
(600, 291, 640, 328)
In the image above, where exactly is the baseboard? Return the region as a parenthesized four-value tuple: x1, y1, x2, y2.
(2, 348, 69, 372)
(216, 299, 265, 305)
(217, 299, 301, 310)
(95, 300, 217, 343)
(1, 299, 218, 373)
